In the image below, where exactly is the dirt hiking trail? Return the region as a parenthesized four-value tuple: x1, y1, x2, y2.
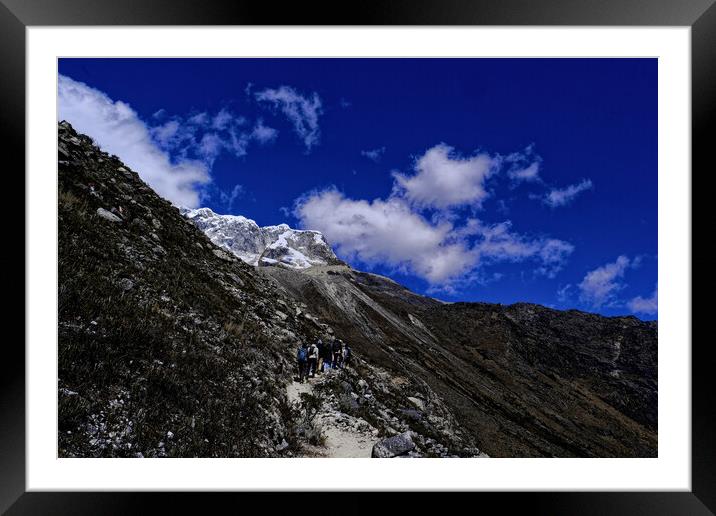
(287, 371, 376, 458)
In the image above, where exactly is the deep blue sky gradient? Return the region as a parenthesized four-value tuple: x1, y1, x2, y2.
(58, 58, 657, 317)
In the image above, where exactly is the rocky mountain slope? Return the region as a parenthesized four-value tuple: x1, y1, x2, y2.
(57, 121, 483, 458)
(259, 265, 657, 457)
(180, 207, 343, 270)
(58, 121, 657, 458)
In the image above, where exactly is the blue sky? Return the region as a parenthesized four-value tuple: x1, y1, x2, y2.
(58, 58, 657, 318)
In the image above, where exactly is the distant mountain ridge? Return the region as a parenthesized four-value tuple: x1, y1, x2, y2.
(181, 207, 344, 270)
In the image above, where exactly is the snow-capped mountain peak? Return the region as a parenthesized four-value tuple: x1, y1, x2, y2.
(181, 207, 343, 269)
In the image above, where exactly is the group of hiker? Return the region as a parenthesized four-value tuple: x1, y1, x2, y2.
(296, 337, 351, 383)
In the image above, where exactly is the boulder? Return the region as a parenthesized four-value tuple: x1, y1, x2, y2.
(227, 273, 245, 287)
(212, 248, 235, 262)
(407, 396, 426, 410)
(357, 379, 369, 393)
(96, 207, 122, 223)
(371, 431, 416, 458)
(117, 278, 135, 291)
(399, 408, 423, 421)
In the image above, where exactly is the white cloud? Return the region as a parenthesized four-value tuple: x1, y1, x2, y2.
(544, 179, 593, 207)
(151, 108, 270, 166)
(221, 184, 245, 212)
(361, 147, 386, 162)
(294, 188, 573, 288)
(150, 117, 203, 157)
(578, 255, 631, 308)
(509, 162, 541, 182)
(212, 108, 234, 130)
(294, 189, 473, 284)
(557, 283, 572, 303)
(150, 119, 181, 147)
(536, 239, 576, 278)
(506, 144, 542, 183)
(226, 127, 251, 158)
(197, 133, 226, 163)
(58, 74, 210, 208)
(188, 112, 210, 126)
(294, 141, 576, 289)
(628, 285, 658, 316)
(472, 221, 538, 260)
(471, 221, 573, 278)
(255, 86, 322, 151)
(251, 119, 278, 145)
(157, 107, 256, 162)
(393, 144, 499, 210)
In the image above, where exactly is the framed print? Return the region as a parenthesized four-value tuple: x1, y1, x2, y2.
(2, 0, 713, 513)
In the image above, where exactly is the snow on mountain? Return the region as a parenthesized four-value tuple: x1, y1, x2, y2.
(181, 207, 343, 269)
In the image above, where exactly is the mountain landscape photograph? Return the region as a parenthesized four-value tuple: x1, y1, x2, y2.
(57, 58, 657, 459)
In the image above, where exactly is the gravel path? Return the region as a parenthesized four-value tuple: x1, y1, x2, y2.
(287, 375, 375, 458)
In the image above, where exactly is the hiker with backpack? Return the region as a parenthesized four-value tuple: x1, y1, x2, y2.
(307, 339, 319, 378)
(296, 341, 309, 383)
(343, 342, 352, 368)
(332, 339, 343, 369)
(321, 337, 333, 371)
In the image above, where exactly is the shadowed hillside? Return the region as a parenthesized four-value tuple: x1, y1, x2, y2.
(260, 266, 657, 457)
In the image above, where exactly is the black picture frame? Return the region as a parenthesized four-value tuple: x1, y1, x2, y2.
(1, 0, 712, 513)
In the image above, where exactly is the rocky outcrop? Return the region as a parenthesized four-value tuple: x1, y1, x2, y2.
(181, 207, 344, 269)
(372, 432, 416, 458)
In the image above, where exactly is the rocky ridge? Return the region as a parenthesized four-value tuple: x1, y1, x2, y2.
(181, 207, 344, 270)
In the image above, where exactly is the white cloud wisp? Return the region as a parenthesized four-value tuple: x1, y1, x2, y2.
(255, 86, 323, 151)
(628, 285, 658, 316)
(361, 147, 386, 162)
(505, 144, 542, 184)
(58, 74, 210, 207)
(544, 179, 593, 208)
(578, 255, 631, 308)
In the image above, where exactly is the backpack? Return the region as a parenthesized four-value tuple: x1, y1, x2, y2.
(297, 347, 307, 362)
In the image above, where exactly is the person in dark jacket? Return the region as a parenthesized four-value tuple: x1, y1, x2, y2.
(321, 337, 333, 371)
(332, 339, 343, 369)
(342, 342, 352, 368)
(296, 341, 308, 383)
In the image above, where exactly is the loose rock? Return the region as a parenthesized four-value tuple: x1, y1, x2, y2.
(371, 432, 416, 458)
(96, 207, 122, 223)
